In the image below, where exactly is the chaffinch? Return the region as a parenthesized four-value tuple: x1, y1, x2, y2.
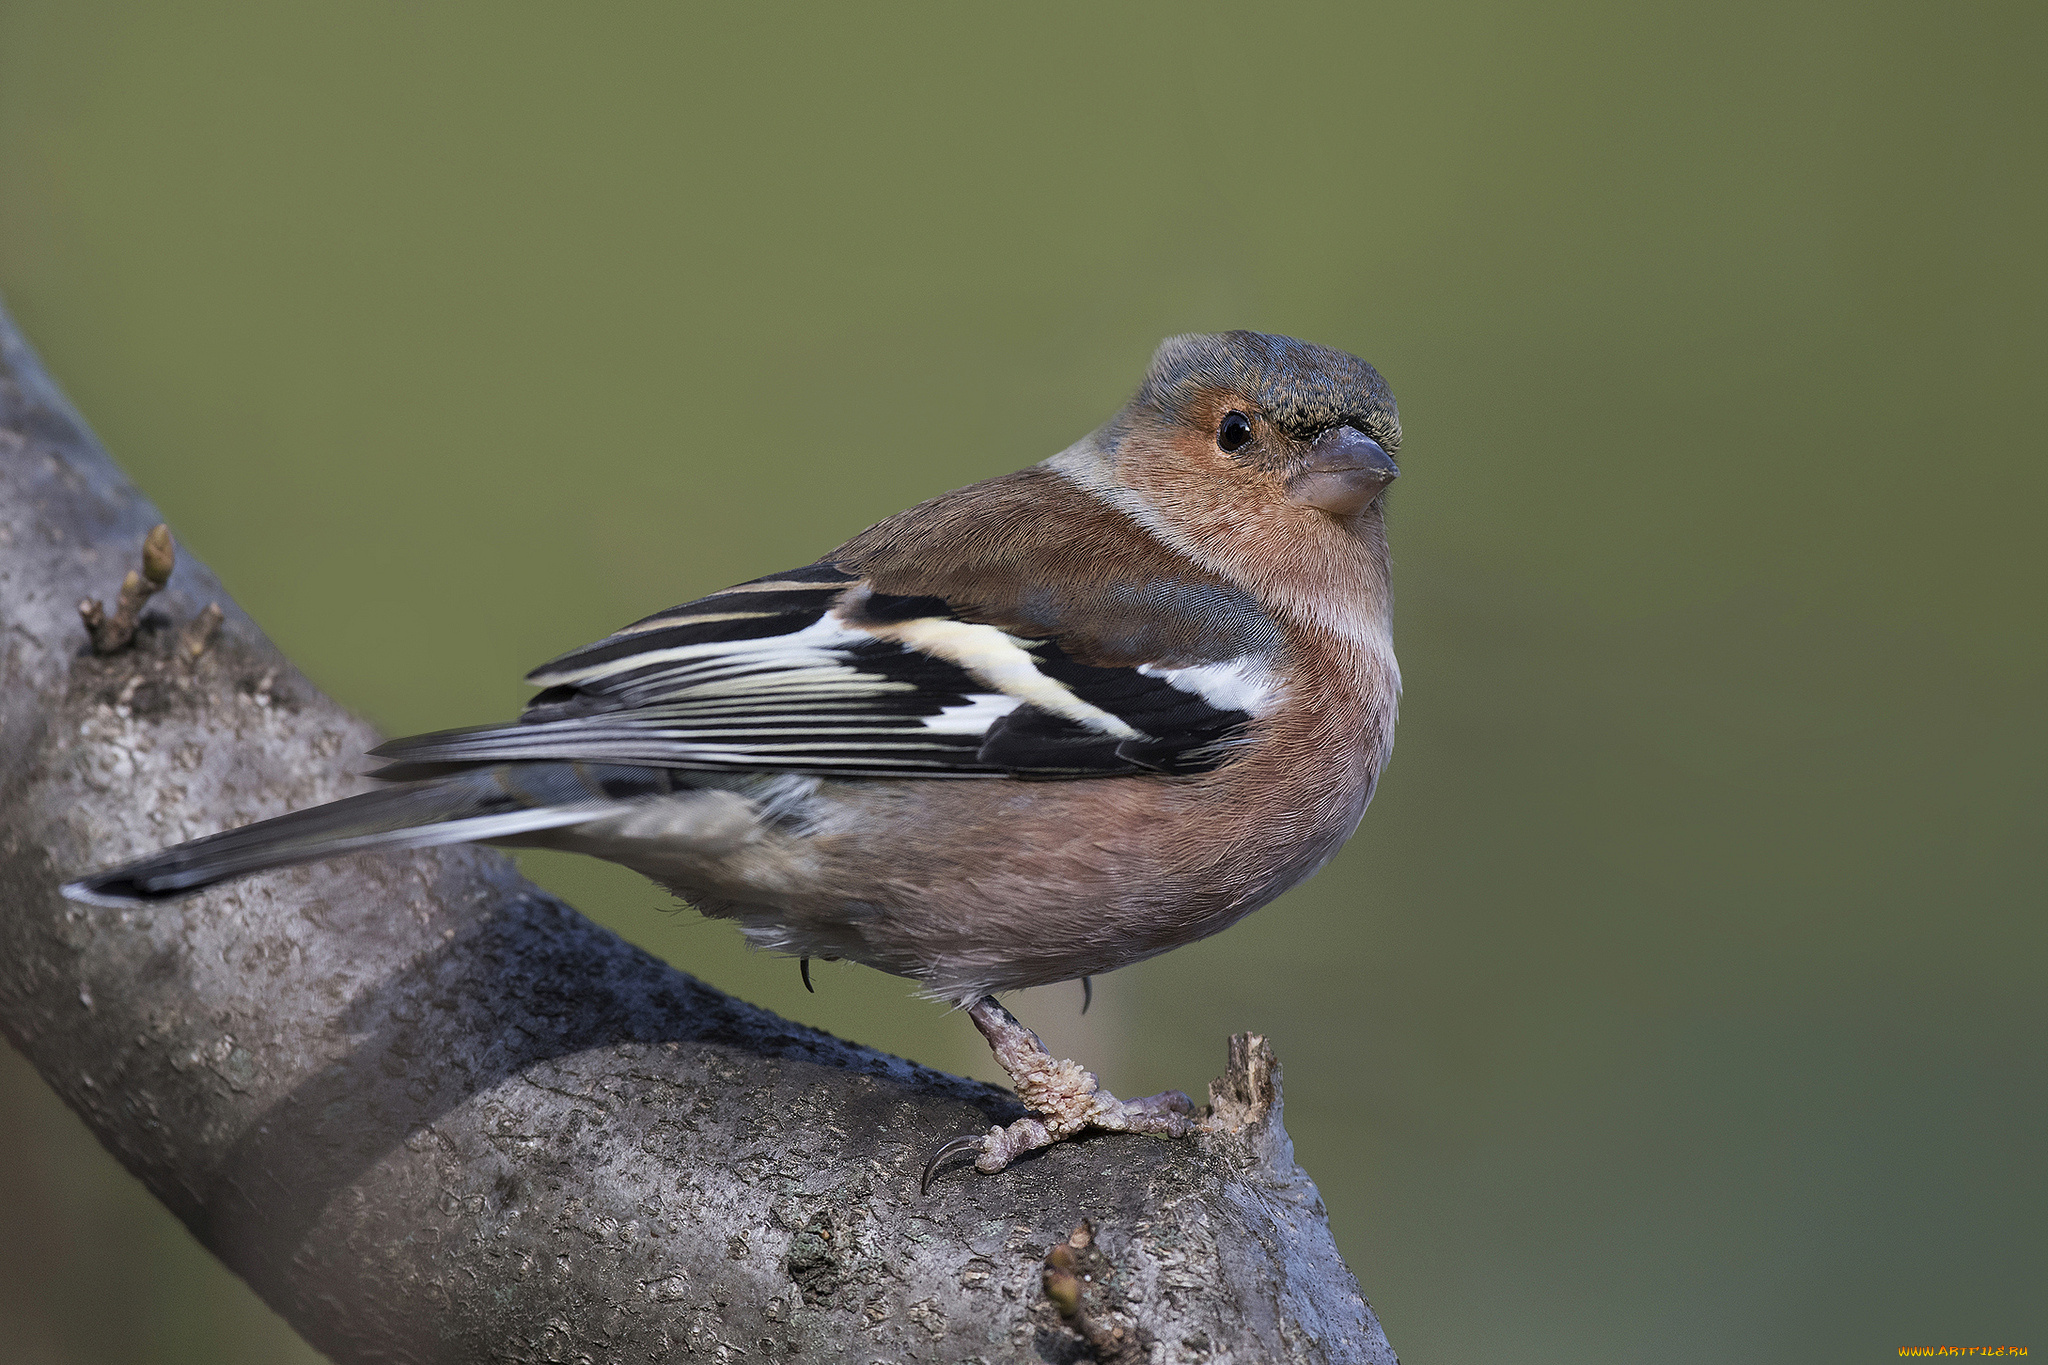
(67, 330, 1403, 1184)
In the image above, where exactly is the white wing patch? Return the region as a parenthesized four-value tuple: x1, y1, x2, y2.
(921, 693, 1024, 734)
(857, 615, 1143, 739)
(1138, 657, 1282, 716)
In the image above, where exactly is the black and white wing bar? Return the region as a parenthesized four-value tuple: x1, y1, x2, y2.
(370, 564, 1279, 780)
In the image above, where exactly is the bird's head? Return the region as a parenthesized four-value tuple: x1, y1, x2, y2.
(1046, 332, 1400, 604)
(1039, 331, 1403, 629)
(1117, 330, 1401, 523)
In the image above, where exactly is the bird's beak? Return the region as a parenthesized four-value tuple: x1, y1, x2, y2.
(1286, 427, 1399, 517)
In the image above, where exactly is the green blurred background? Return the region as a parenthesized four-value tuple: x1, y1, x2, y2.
(2, 2, 2041, 1361)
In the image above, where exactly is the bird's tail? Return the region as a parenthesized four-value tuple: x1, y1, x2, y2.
(61, 761, 675, 905)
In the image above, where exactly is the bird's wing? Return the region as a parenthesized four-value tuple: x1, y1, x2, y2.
(371, 471, 1288, 781)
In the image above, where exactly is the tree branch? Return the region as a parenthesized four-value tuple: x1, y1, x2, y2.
(0, 297, 1397, 1365)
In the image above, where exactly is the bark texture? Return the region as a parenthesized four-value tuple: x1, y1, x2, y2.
(0, 297, 1398, 1365)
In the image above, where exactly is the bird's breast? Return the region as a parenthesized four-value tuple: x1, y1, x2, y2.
(627, 627, 1399, 996)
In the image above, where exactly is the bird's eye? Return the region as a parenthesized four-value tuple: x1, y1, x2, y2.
(1217, 411, 1254, 453)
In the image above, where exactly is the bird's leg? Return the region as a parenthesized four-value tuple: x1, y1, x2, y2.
(964, 995, 1202, 1174)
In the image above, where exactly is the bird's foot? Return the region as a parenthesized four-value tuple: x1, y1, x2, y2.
(922, 995, 1204, 1191)
(971, 1082, 1203, 1172)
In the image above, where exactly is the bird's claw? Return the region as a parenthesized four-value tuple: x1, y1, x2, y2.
(920, 1132, 989, 1195)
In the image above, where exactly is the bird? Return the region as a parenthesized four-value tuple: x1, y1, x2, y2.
(64, 330, 1403, 1187)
